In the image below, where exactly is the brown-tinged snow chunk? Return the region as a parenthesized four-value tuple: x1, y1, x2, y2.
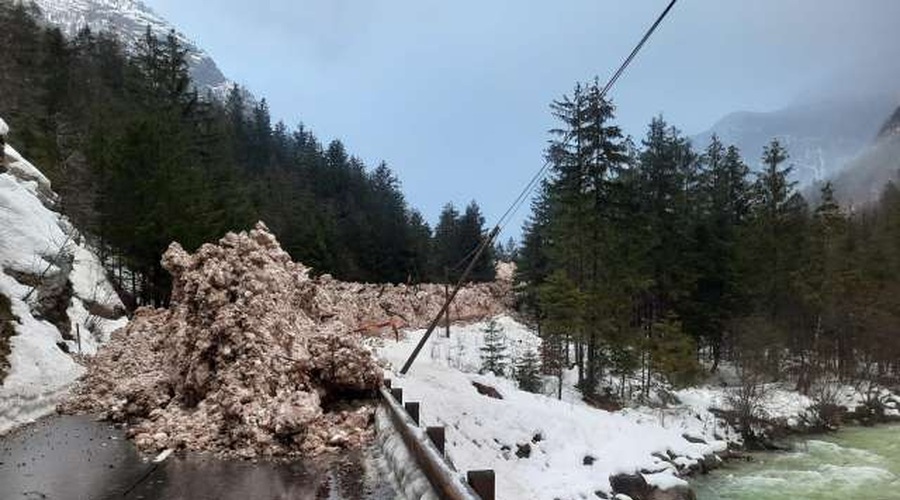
(62, 222, 383, 458)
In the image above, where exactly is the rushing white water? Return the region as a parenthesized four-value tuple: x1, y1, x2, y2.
(694, 424, 900, 499)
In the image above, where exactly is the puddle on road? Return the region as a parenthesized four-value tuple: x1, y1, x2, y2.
(0, 414, 399, 500)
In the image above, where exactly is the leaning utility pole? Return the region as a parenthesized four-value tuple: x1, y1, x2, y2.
(400, 227, 499, 374)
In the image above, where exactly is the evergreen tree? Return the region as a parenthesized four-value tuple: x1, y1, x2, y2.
(432, 203, 461, 280)
(539, 270, 584, 399)
(0, 7, 457, 304)
(515, 349, 543, 393)
(459, 201, 496, 282)
(432, 201, 495, 283)
(480, 318, 509, 376)
(516, 185, 553, 317)
(542, 79, 630, 397)
(689, 137, 751, 371)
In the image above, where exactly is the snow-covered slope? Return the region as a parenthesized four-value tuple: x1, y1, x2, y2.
(377, 315, 900, 499)
(1, 117, 126, 434)
(377, 316, 730, 499)
(28, 0, 232, 98)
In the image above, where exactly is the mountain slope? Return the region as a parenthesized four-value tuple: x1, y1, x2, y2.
(29, 0, 232, 97)
(1, 117, 127, 433)
(877, 105, 900, 141)
(693, 94, 896, 186)
(827, 105, 900, 204)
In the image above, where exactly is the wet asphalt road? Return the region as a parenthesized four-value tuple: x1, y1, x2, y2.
(0, 415, 399, 500)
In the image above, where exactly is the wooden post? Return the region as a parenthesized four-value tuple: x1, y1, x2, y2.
(390, 387, 403, 404)
(444, 280, 450, 338)
(76, 324, 81, 354)
(426, 426, 446, 455)
(401, 227, 499, 375)
(467, 470, 495, 500)
(404, 402, 420, 426)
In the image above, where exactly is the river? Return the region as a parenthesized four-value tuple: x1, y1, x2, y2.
(694, 424, 900, 500)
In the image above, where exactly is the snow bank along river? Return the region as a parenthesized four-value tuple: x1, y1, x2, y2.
(694, 424, 900, 499)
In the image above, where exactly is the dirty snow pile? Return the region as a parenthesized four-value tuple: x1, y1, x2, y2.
(63, 223, 387, 458)
(313, 272, 511, 335)
(377, 317, 728, 500)
(1, 117, 127, 434)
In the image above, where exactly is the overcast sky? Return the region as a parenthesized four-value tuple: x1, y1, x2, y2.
(147, 0, 900, 239)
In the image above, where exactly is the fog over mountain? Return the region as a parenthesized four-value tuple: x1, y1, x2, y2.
(693, 57, 900, 188)
(823, 104, 900, 206)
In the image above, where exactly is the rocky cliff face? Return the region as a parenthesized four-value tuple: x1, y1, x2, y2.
(0, 116, 127, 434)
(29, 0, 233, 97)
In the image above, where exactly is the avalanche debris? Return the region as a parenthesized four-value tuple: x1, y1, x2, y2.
(62, 222, 510, 459)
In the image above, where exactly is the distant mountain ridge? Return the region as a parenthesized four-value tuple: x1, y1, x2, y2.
(827, 104, 900, 205)
(693, 94, 897, 187)
(877, 106, 900, 141)
(28, 0, 233, 97)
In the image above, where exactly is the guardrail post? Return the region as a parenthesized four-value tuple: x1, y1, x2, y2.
(390, 387, 403, 404)
(467, 470, 495, 500)
(405, 402, 421, 425)
(426, 426, 445, 455)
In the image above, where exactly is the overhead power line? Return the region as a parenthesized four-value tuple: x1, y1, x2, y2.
(496, 0, 679, 234)
(400, 0, 679, 375)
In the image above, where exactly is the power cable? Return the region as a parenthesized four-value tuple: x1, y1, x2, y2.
(400, 0, 679, 374)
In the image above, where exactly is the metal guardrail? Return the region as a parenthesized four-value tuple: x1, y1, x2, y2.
(379, 382, 495, 500)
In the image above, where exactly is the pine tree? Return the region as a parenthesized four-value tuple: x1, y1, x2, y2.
(542, 80, 630, 397)
(480, 319, 508, 376)
(689, 137, 751, 371)
(516, 185, 553, 317)
(515, 349, 543, 393)
(0, 5, 462, 305)
(539, 270, 584, 398)
(432, 203, 461, 280)
(459, 201, 495, 282)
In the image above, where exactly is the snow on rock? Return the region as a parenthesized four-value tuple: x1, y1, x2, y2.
(1, 117, 126, 434)
(62, 223, 386, 458)
(0, 154, 66, 276)
(0, 273, 84, 434)
(30, 0, 234, 98)
(0, 117, 8, 136)
(676, 384, 814, 421)
(3, 144, 55, 205)
(65, 244, 128, 354)
(377, 317, 721, 499)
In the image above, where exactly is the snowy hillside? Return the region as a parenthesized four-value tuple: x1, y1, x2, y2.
(376, 315, 900, 499)
(28, 0, 232, 97)
(0, 117, 126, 433)
(377, 317, 730, 499)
